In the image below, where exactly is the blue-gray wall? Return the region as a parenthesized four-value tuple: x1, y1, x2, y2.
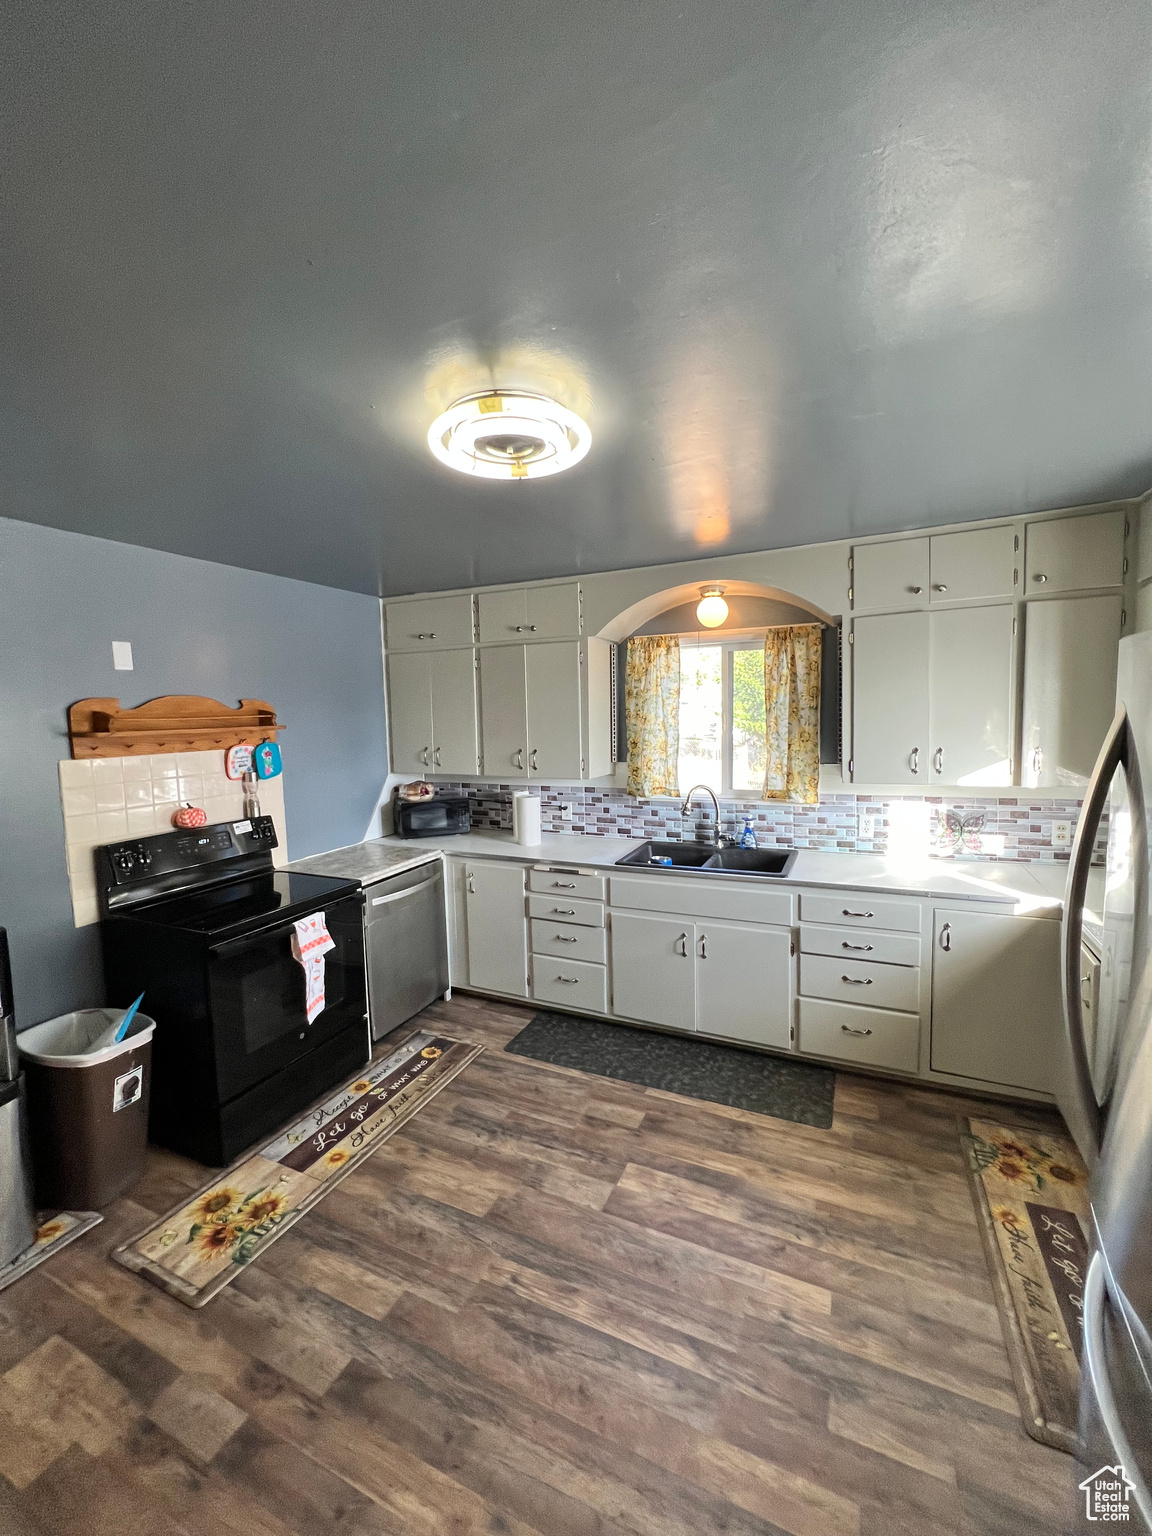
(0, 516, 387, 1027)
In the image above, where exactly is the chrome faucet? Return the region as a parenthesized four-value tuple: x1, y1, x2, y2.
(679, 784, 734, 846)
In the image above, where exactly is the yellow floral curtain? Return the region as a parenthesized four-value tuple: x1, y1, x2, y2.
(762, 624, 822, 804)
(626, 636, 680, 798)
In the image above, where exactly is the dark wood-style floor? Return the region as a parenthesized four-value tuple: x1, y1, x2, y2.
(0, 992, 1076, 1536)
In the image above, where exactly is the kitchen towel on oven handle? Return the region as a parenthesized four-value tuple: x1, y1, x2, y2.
(291, 912, 336, 1023)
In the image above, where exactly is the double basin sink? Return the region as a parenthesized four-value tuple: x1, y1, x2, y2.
(615, 840, 799, 879)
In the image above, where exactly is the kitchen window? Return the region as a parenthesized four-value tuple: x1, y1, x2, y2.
(677, 636, 768, 797)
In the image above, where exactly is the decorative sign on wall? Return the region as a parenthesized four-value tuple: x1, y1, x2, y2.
(67, 696, 282, 759)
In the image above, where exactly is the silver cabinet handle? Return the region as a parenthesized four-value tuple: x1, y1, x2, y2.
(555, 934, 578, 942)
(841, 974, 872, 985)
(556, 975, 579, 984)
(530, 748, 538, 771)
(416, 632, 437, 640)
(551, 881, 576, 889)
(421, 747, 429, 766)
(467, 874, 475, 893)
(699, 933, 708, 959)
(908, 585, 923, 594)
(1033, 573, 1048, 583)
(433, 746, 442, 768)
(528, 624, 537, 631)
(513, 625, 526, 632)
(675, 932, 688, 957)
(842, 908, 874, 918)
(1031, 746, 1044, 775)
(551, 907, 575, 915)
(940, 922, 952, 951)
(933, 747, 943, 775)
(909, 747, 919, 774)
(841, 941, 873, 951)
(841, 1025, 873, 1037)
(514, 748, 524, 769)
(932, 584, 946, 592)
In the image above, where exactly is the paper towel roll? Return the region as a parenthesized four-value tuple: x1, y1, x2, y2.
(513, 792, 542, 846)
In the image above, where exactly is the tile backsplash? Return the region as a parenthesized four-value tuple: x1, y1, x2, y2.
(59, 751, 288, 927)
(434, 781, 1101, 864)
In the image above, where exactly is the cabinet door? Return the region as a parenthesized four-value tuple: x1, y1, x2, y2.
(527, 583, 581, 638)
(1024, 509, 1126, 595)
(387, 652, 432, 776)
(477, 589, 527, 644)
(930, 909, 1060, 1091)
(526, 641, 583, 779)
(1021, 594, 1122, 787)
(385, 594, 474, 650)
(465, 861, 527, 997)
(927, 604, 1014, 786)
(852, 538, 929, 610)
(928, 526, 1016, 603)
(479, 645, 528, 778)
(851, 611, 930, 783)
(609, 912, 694, 1031)
(430, 649, 479, 776)
(695, 921, 793, 1048)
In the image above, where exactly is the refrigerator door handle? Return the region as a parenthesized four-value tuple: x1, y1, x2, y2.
(1061, 707, 1136, 1161)
(1083, 1252, 1152, 1529)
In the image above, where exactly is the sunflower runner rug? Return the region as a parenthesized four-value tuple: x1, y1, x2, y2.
(113, 1029, 482, 1307)
(961, 1116, 1091, 1452)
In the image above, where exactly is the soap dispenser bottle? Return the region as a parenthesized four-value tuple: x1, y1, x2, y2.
(740, 817, 757, 849)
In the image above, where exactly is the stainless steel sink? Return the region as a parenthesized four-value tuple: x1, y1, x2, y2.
(614, 840, 716, 869)
(614, 841, 798, 878)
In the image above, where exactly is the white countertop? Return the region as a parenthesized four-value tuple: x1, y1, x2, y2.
(292, 831, 1069, 914)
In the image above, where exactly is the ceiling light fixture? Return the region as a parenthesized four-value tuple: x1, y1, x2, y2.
(695, 586, 729, 628)
(427, 390, 591, 480)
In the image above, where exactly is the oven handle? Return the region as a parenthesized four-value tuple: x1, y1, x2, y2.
(208, 896, 362, 955)
(370, 874, 441, 907)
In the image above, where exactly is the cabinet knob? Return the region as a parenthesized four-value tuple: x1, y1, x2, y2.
(909, 585, 923, 594)
(416, 632, 437, 640)
(932, 584, 947, 593)
(1033, 573, 1048, 583)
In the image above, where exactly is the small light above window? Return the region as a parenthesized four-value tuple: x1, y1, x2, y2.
(695, 586, 729, 628)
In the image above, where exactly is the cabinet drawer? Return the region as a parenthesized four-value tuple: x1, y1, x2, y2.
(798, 998, 920, 1073)
(531, 919, 607, 963)
(800, 954, 920, 1013)
(799, 892, 920, 933)
(609, 874, 793, 926)
(529, 867, 605, 901)
(528, 893, 605, 928)
(799, 923, 920, 967)
(532, 955, 607, 1013)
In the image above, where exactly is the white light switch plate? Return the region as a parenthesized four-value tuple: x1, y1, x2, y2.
(1053, 821, 1072, 846)
(112, 641, 133, 671)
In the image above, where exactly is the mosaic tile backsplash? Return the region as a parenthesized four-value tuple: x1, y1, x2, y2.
(435, 782, 1102, 863)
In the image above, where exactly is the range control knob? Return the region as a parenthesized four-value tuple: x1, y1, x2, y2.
(135, 843, 152, 867)
(113, 849, 136, 873)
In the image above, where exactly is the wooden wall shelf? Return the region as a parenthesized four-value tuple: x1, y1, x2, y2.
(68, 695, 283, 759)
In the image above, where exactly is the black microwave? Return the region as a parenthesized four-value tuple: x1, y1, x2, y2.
(393, 792, 471, 839)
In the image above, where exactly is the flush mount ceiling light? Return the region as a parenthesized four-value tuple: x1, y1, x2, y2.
(427, 390, 592, 480)
(695, 585, 729, 628)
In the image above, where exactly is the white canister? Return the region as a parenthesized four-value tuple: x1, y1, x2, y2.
(513, 792, 542, 846)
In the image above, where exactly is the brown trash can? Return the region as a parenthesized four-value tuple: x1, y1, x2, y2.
(19, 1009, 154, 1209)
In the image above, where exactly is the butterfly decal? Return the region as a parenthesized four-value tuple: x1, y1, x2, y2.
(937, 810, 985, 853)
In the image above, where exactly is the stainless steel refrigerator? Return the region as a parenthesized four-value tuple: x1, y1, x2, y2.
(1061, 630, 1152, 1530)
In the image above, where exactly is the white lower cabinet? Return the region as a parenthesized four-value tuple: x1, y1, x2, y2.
(532, 954, 608, 1013)
(609, 911, 695, 1032)
(798, 998, 920, 1073)
(694, 920, 793, 1049)
(464, 861, 528, 997)
(930, 908, 1060, 1091)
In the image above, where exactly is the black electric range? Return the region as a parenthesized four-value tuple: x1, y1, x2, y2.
(98, 816, 369, 1165)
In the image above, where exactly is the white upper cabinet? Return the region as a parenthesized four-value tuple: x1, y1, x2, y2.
(387, 648, 479, 776)
(851, 611, 930, 783)
(852, 539, 929, 610)
(477, 583, 581, 644)
(927, 605, 1014, 785)
(385, 594, 475, 651)
(1021, 594, 1123, 788)
(928, 525, 1016, 603)
(479, 641, 583, 779)
(1024, 508, 1126, 595)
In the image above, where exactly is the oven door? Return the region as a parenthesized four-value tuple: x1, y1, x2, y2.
(207, 893, 366, 1103)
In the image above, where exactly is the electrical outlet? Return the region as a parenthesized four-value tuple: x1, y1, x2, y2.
(858, 814, 875, 840)
(557, 802, 573, 822)
(1053, 821, 1072, 847)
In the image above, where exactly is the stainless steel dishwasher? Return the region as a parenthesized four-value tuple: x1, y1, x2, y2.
(364, 859, 450, 1040)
